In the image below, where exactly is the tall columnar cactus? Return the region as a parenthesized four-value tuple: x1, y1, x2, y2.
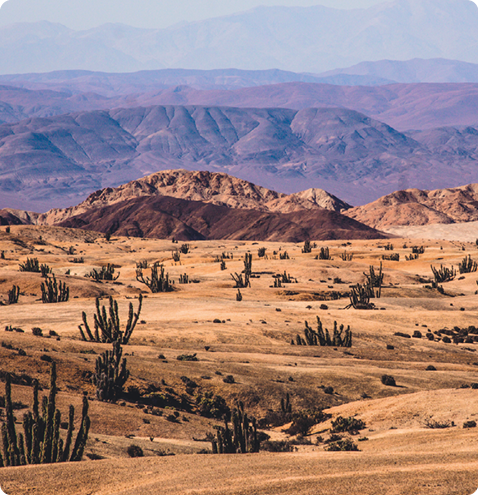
(136, 262, 173, 293)
(294, 317, 352, 347)
(302, 241, 312, 254)
(318, 247, 331, 260)
(0, 363, 90, 467)
(231, 253, 252, 288)
(41, 275, 69, 303)
(7, 285, 20, 305)
(211, 402, 260, 454)
(93, 340, 130, 402)
(364, 263, 384, 289)
(19, 258, 40, 272)
(79, 295, 142, 344)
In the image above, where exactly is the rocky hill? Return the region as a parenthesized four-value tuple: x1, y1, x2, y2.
(38, 170, 351, 226)
(345, 183, 478, 229)
(57, 194, 385, 242)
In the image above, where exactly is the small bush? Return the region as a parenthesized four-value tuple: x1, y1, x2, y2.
(325, 439, 359, 451)
(223, 375, 235, 384)
(331, 416, 366, 435)
(176, 353, 198, 361)
(127, 445, 144, 458)
(464, 421, 477, 429)
(381, 375, 396, 387)
(261, 440, 294, 452)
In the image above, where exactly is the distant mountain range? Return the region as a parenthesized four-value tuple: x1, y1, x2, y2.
(3, 103, 478, 210)
(0, 0, 478, 74)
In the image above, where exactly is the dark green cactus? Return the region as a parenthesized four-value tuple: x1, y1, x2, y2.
(0, 363, 90, 467)
(93, 340, 130, 402)
(41, 275, 69, 303)
(79, 294, 142, 344)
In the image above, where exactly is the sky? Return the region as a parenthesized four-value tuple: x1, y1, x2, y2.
(0, 0, 388, 30)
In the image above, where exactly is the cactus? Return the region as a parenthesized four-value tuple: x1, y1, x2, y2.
(279, 251, 290, 260)
(340, 251, 353, 261)
(220, 260, 226, 271)
(212, 402, 260, 454)
(172, 250, 181, 263)
(431, 264, 456, 283)
(93, 340, 130, 402)
(0, 363, 90, 466)
(19, 258, 51, 275)
(318, 247, 331, 260)
(384, 243, 394, 251)
(236, 289, 242, 302)
(280, 393, 292, 414)
(41, 275, 69, 303)
(231, 253, 252, 288)
(136, 262, 173, 293)
(382, 253, 399, 261)
(7, 285, 20, 305)
(405, 253, 419, 261)
(412, 246, 425, 254)
(302, 241, 312, 254)
(364, 263, 383, 288)
(295, 317, 352, 347)
(87, 264, 119, 282)
(79, 295, 142, 344)
(347, 283, 376, 310)
(459, 255, 478, 274)
(136, 260, 148, 269)
(179, 273, 189, 284)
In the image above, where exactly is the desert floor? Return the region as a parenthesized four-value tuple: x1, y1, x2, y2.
(1, 226, 478, 494)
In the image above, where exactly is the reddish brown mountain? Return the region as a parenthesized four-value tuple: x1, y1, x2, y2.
(58, 195, 385, 242)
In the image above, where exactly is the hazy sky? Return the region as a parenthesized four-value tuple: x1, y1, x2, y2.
(0, 0, 388, 30)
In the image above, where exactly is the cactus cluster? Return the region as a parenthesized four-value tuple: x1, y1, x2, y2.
(211, 402, 260, 454)
(459, 255, 478, 274)
(179, 273, 189, 284)
(172, 250, 181, 263)
(302, 241, 313, 254)
(93, 340, 129, 402)
(136, 262, 173, 293)
(431, 264, 456, 283)
(19, 258, 51, 276)
(382, 253, 399, 261)
(340, 251, 353, 261)
(41, 275, 69, 304)
(0, 363, 90, 467)
(318, 247, 331, 260)
(79, 295, 142, 344)
(279, 251, 290, 260)
(179, 244, 190, 254)
(87, 264, 119, 282)
(293, 317, 352, 347)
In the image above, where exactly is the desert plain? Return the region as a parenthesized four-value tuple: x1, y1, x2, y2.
(0, 225, 478, 494)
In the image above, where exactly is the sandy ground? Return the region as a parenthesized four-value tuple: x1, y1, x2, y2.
(1, 226, 478, 494)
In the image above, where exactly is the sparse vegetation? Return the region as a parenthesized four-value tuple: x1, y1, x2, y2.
(136, 263, 173, 293)
(87, 264, 120, 282)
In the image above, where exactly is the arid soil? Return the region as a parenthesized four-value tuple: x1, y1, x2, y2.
(1, 225, 478, 494)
